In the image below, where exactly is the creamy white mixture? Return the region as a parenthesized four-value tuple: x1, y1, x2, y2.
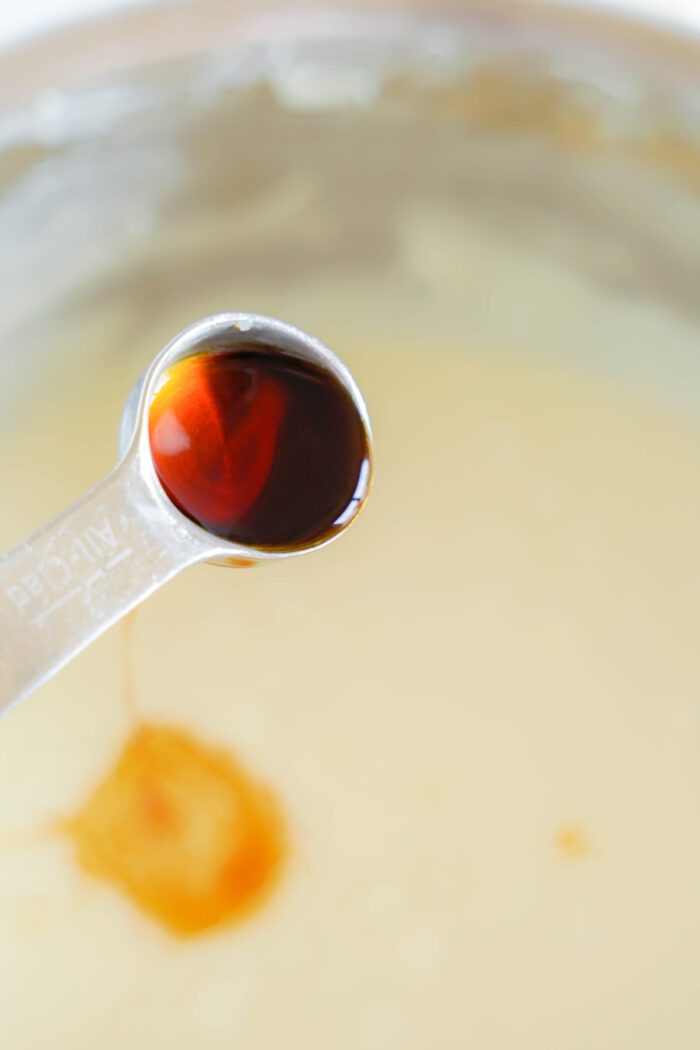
(0, 205, 699, 1049)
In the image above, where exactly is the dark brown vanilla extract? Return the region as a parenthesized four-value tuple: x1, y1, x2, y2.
(148, 346, 370, 550)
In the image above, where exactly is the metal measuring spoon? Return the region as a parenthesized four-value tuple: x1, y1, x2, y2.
(0, 314, 372, 715)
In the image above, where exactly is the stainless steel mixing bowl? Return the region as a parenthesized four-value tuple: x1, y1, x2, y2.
(1, 3, 699, 1048)
(1, 1, 699, 474)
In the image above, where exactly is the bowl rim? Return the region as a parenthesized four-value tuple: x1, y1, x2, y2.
(0, 0, 699, 117)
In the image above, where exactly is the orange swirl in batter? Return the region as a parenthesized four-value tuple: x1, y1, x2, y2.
(67, 725, 286, 936)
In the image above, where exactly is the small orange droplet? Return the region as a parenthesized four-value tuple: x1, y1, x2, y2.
(554, 824, 591, 860)
(66, 725, 286, 936)
(222, 557, 257, 569)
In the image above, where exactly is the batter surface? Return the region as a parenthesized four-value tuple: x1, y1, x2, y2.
(0, 326, 699, 1048)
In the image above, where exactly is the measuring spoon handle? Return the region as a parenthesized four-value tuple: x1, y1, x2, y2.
(0, 452, 210, 715)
